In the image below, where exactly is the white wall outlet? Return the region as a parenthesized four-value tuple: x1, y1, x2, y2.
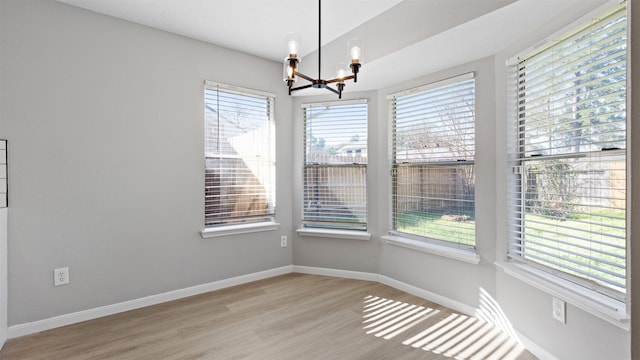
(54, 267, 69, 286)
(552, 297, 566, 323)
(280, 235, 287, 248)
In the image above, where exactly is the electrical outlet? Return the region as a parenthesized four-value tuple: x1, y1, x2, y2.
(54, 267, 69, 286)
(280, 235, 287, 248)
(552, 297, 565, 323)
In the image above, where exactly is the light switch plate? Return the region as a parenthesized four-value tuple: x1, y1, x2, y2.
(552, 297, 566, 323)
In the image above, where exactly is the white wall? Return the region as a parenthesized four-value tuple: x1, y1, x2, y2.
(0, 0, 293, 326)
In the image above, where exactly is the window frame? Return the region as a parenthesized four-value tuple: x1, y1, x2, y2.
(505, 0, 629, 312)
(201, 81, 278, 237)
(387, 72, 477, 251)
(300, 99, 369, 233)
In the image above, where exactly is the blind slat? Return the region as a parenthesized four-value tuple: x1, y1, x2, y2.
(204, 84, 275, 227)
(508, 2, 627, 299)
(390, 76, 476, 248)
(303, 102, 368, 231)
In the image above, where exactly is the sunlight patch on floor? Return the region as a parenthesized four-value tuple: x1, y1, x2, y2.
(363, 295, 439, 340)
(363, 295, 527, 360)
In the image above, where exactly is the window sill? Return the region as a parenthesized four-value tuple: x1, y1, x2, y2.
(382, 235, 481, 264)
(495, 262, 629, 330)
(296, 228, 371, 241)
(200, 221, 280, 238)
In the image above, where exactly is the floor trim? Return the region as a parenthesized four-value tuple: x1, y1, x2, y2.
(378, 275, 477, 316)
(7, 265, 292, 339)
(6, 264, 551, 359)
(516, 330, 558, 360)
(292, 265, 379, 282)
(292, 266, 477, 317)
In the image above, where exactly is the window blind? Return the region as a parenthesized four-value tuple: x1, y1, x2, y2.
(204, 82, 275, 227)
(390, 73, 476, 248)
(508, 2, 627, 298)
(303, 100, 367, 230)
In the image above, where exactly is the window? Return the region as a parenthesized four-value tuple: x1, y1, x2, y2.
(204, 81, 275, 228)
(389, 73, 476, 249)
(508, 2, 627, 300)
(302, 100, 368, 231)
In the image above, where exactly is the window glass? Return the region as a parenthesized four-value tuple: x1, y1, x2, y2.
(302, 101, 368, 230)
(390, 74, 476, 248)
(508, 3, 627, 299)
(204, 82, 275, 227)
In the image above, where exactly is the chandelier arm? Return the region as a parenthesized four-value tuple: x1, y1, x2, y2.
(294, 71, 315, 83)
(323, 86, 340, 95)
(290, 84, 314, 92)
(325, 75, 356, 84)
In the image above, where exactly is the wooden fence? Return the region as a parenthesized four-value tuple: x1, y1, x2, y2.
(394, 164, 475, 215)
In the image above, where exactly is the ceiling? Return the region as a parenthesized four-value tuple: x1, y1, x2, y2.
(58, 0, 607, 94)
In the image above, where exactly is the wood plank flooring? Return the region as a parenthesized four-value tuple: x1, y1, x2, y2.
(0, 274, 537, 359)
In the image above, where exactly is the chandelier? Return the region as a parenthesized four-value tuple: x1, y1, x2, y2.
(283, 0, 363, 99)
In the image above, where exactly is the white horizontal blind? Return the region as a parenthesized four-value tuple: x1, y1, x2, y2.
(303, 101, 367, 230)
(509, 2, 627, 298)
(204, 82, 275, 227)
(390, 74, 476, 248)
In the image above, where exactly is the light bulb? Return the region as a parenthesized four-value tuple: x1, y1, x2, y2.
(350, 46, 361, 61)
(336, 63, 347, 80)
(348, 38, 364, 63)
(288, 40, 299, 55)
(285, 33, 301, 57)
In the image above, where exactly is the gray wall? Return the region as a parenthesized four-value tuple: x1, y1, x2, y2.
(0, 209, 6, 343)
(0, 0, 293, 325)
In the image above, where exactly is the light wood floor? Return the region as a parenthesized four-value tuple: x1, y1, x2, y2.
(0, 274, 537, 360)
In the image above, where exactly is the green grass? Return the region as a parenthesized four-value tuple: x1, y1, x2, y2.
(395, 209, 626, 292)
(396, 211, 475, 246)
(523, 210, 626, 291)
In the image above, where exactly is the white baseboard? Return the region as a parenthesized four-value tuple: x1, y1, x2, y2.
(378, 275, 477, 316)
(292, 265, 379, 282)
(515, 330, 559, 360)
(7, 265, 292, 339)
(6, 264, 552, 360)
(292, 266, 473, 317)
